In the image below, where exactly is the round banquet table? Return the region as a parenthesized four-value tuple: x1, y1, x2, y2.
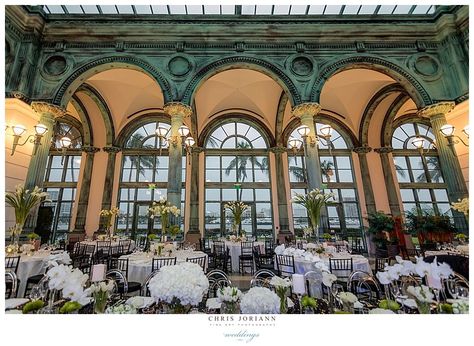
(293, 253, 372, 276)
(79, 239, 136, 253)
(119, 250, 209, 285)
(223, 241, 264, 273)
(11, 250, 56, 297)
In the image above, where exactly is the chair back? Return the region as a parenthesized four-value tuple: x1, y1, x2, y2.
(241, 241, 254, 257)
(106, 269, 128, 295)
(329, 258, 353, 281)
(119, 239, 132, 253)
(275, 254, 295, 277)
(5, 256, 21, 274)
(73, 242, 87, 256)
(249, 269, 275, 288)
(374, 257, 391, 274)
(264, 239, 274, 255)
(136, 234, 148, 251)
(213, 241, 226, 257)
(186, 256, 207, 271)
(152, 257, 177, 272)
(96, 240, 111, 253)
(109, 245, 124, 257)
(304, 270, 323, 298)
(85, 244, 96, 257)
(108, 258, 130, 277)
(206, 270, 232, 298)
(141, 270, 160, 296)
(5, 270, 18, 298)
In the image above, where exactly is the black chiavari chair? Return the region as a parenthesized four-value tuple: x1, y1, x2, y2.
(275, 254, 296, 277)
(239, 241, 254, 274)
(151, 257, 177, 272)
(329, 258, 354, 283)
(186, 256, 207, 271)
(108, 257, 141, 295)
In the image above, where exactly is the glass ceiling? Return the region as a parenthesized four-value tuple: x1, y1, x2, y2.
(41, 5, 437, 16)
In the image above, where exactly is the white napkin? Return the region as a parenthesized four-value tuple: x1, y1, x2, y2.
(295, 249, 305, 256)
(206, 298, 222, 310)
(274, 244, 285, 255)
(5, 298, 29, 309)
(303, 253, 314, 262)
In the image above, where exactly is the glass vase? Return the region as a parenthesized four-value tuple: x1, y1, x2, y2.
(93, 291, 109, 314)
(38, 289, 58, 314)
(221, 302, 240, 314)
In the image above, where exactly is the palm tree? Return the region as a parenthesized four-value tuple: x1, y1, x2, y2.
(416, 157, 442, 183)
(320, 160, 335, 182)
(289, 165, 305, 182)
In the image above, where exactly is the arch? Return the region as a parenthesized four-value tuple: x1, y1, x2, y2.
(310, 55, 433, 108)
(52, 55, 173, 107)
(77, 83, 115, 146)
(51, 114, 84, 149)
(281, 113, 359, 148)
(359, 83, 407, 145)
(199, 114, 275, 149)
(115, 113, 169, 148)
(69, 96, 92, 146)
(274, 91, 289, 146)
(182, 56, 301, 106)
(381, 94, 412, 147)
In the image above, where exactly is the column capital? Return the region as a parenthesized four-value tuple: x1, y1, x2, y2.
(81, 146, 100, 154)
(164, 102, 192, 118)
(417, 101, 455, 118)
(291, 102, 322, 119)
(190, 146, 205, 154)
(269, 146, 288, 154)
(102, 146, 122, 154)
(374, 146, 393, 154)
(31, 101, 66, 118)
(352, 145, 372, 154)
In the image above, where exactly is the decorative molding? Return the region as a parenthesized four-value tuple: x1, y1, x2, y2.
(417, 101, 455, 118)
(455, 93, 469, 104)
(102, 146, 122, 153)
(269, 146, 288, 154)
(164, 102, 192, 118)
(81, 146, 100, 154)
(352, 145, 372, 154)
(374, 146, 393, 154)
(31, 101, 66, 117)
(311, 55, 432, 107)
(52, 55, 173, 105)
(182, 56, 301, 105)
(291, 102, 321, 118)
(190, 146, 204, 154)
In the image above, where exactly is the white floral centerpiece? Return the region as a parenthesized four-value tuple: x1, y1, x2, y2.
(99, 206, 120, 238)
(322, 272, 337, 288)
(149, 197, 181, 240)
(217, 286, 243, 314)
(338, 291, 359, 313)
(229, 234, 247, 242)
(406, 285, 434, 314)
(148, 262, 209, 313)
(89, 280, 115, 314)
(240, 287, 280, 314)
(269, 276, 292, 314)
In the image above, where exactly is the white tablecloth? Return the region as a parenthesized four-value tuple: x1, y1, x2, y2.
(293, 253, 372, 276)
(224, 241, 264, 272)
(119, 250, 208, 285)
(10, 250, 54, 297)
(79, 240, 136, 253)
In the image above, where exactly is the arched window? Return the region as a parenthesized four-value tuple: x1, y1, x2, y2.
(204, 120, 272, 238)
(391, 121, 451, 218)
(288, 122, 362, 235)
(43, 119, 83, 241)
(117, 120, 186, 237)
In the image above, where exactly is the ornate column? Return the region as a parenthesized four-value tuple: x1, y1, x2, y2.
(270, 146, 290, 233)
(418, 102, 468, 232)
(100, 146, 122, 229)
(73, 146, 100, 233)
(291, 102, 328, 234)
(291, 103, 323, 191)
(24, 102, 65, 231)
(353, 145, 376, 216)
(164, 102, 192, 226)
(188, 146, 204, 235)
(374, 147, 402, 216)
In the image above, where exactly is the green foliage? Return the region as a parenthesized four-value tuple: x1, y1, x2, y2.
(148, 233, 157, 241)
(301, 295, 318, 310)
(169, 225, 181, 236)
(405, 209, 456, 235)
(439, 303, 453, 314)
(378, 299, 400, 311)
(367, 211, 394, 234)
(27, 232, 40, 240)
(22, 300, 44, 314)
(59, 301, 82, 314)
(322, 233, 332, 240)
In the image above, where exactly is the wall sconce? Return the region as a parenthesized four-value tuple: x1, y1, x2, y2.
(287, 137, 303, 164)
(440, 124, 469, 151)
(10, 123, 48, 156)
(411, 136, 434, 156)
(319, 124, 334, 153)
(184, 136, 195, 165)
(296, 125, 316, 148)
(169, 125, 191, 148)
(155, 126, 169, 155)
(58, 136, 72, 164)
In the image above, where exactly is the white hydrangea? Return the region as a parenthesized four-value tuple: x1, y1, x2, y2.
(448, 299, 469, 314)
(217, 286, 243, 303)
(240, 287, 280, 314)
(148, 262, 209, 306)
(269, 276, 292, 289)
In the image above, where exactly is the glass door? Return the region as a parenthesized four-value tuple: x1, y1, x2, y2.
(132, 202, 153, 239)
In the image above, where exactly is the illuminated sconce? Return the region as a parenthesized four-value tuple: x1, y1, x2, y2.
(58, 136, 72, 164)
(411, 136, 432, 156)
(155, 126, 169, 154)
(184, 136, 195, 165)
(287, 137, 303, 164)
(296, 125, 316, 148)
(318, 124, 334, 153)
(439, 124, 469, 152)
(10, 123, 48, 156)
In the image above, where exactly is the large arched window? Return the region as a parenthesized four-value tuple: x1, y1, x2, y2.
(117, 120, 186, 236)
(391, 121, 451, 218)
(204, 120, 272, 238)
(288, 122, 362, 235)
(43, 120, 83, 241)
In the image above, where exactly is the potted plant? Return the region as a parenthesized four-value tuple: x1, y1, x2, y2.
(27, 232, 41, 250)
(367, 211, 397, 257)
(405, 209, 455, 245)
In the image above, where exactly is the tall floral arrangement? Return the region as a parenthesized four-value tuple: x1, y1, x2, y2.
(269, 276, 292, 314)
(291, 188, 335, 235)
(99, 207, 120, 237)
(451, 198, 469, 217)
(149, 197, 180, 237)
(5, 184, 49, 243)
(224, 201, 249, 234)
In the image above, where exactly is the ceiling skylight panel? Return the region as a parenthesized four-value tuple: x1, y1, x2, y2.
(46, 5, 65, 14)
(412, 5, 432, 14)
(255, 5, 272, 15)
(221, 5, 235, 14)
(134, 5, 152, 14)
(204, 5, 220, 14)
(342, 5, 361, 14)
(290, 5, 307, 15)
(65, 5, 83, 14)
(307, 5, 325, 14)
(377, 5, 396, 14)
(324, 5, 342, 15)
(168, 5, 186, 15)
(186, 5, 203, 15)
(81, 5, 99, 14)
(358, 5, 378, 15)
(242, 5, 256, 15)
(151, 5, 168, 14)
(273, 5, 290, 14)
(99, 5, 118, 14)
(116, 5, 134, 14)
(392, 5, 412, 14)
